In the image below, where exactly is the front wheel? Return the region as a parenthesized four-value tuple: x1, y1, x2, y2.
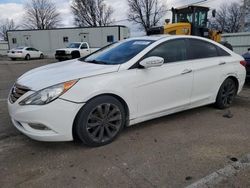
(215, 78, 237, 109)
(75, 96, 126, 147)
(40, 54, 44, 59)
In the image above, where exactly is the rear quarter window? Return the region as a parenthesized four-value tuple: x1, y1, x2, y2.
(217, 46, 231, 56)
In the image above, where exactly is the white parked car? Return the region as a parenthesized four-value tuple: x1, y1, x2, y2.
(7, 47, 44, 60)
(8, 35, 246, 147)
(55, 42, 99, 61)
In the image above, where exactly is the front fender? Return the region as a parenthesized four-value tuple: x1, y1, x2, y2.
(60, 70, 138, 119)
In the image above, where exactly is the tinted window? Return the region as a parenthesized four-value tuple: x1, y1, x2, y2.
(81, 43, 88, 49)
(217, 46, 230, 56)
(30, 48, 38, 51)
(107, 35, 114, 43)
(63, 36, 68, 43)
(145, 39, 187, 63)
(188, 39, 218, 59)
(83, 40, 153, 65)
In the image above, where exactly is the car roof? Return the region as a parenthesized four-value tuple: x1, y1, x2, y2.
(126, 34, 218, 42)
(127, 35, 171, 41)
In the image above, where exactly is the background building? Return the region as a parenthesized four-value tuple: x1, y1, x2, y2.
(7, 25, 130, 56)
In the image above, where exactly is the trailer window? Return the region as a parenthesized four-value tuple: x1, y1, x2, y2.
(107, 35, 114, 43)
(63, 37, 69, 43)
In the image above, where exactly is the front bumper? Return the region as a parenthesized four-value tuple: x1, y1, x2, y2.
(8, 96, 84, 142)
(55, 54, 72, 60)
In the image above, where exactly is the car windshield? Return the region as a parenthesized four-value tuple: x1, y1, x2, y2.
(67, 43, 81, 48)
(82, 40, 154, 65)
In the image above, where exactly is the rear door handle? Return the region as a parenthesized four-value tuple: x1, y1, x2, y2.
(219, 62, 226, 65)
(181, 69, 192, 75)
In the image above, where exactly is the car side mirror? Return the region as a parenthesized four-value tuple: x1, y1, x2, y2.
(139, 56, 164, 68)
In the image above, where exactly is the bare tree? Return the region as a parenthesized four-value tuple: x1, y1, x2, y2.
(71, 0, 114, 27)
(127, 0, 167, 33)
(23, 0, 61, 29)
(209, 2, 243, 33)
(0, 19, 18, 41)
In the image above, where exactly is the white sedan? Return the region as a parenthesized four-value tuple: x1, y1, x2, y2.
(8, 35, 246, 146)
(7, 47, 44, 60)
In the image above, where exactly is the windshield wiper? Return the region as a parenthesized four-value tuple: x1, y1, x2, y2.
(85, 60, 109, 65)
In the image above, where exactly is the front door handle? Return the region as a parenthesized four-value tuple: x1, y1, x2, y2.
(219, 62, 226, 65)
(181, 69, 192, 75)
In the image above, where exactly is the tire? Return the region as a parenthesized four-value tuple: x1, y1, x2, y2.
(40, 54, 44, 59)
(25, 54, 30, 60)
(71, 51, 80, 59)
(11, 58, 16, 61)
(215, 78, 237, 109)
(75, 95, 126, 147)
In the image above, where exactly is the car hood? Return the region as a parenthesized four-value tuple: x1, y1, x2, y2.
(16, 59, 120, 90)
(56, 48, 78, 51)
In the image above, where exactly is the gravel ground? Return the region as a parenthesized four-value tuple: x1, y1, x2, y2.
(0, 57, 250, 188)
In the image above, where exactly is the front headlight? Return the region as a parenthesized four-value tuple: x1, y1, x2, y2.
(19, 80, 78, 105)
(65, 50, 71, 54)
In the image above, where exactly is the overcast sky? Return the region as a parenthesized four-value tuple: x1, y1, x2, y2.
(0, 0, 239, 36)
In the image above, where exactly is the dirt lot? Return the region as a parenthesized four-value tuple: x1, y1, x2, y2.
(0, 57, 250, 188)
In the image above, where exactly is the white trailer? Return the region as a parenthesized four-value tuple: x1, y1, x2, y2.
(0, 41, 9, 55)
(7, 25, 130, 57)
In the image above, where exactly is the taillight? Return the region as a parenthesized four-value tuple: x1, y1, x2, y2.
(240, 60, 247, 67)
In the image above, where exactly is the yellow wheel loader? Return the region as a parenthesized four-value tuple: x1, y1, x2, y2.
(147, 5, 232, 50)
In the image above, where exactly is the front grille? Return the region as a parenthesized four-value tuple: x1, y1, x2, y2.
(56, 50, 65, 55)
(9, 84, 30, 103)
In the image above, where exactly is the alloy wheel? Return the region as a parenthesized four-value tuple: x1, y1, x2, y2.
(86, 103, 122, 143)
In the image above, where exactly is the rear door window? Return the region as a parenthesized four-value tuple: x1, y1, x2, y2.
(187, 39, 218, 59)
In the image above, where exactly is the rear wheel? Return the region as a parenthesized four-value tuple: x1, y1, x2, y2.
(11, 58, 16, 61)
(25, 54, 30, 60)
(75, 96, 126, 147)
(40, 54, 44, 59)
(215, 78, 237, 109)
